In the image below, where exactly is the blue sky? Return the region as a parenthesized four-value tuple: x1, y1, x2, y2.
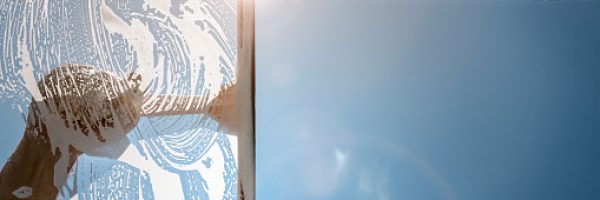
(1, 0, 599, 200)
(256, 1, 600, 199)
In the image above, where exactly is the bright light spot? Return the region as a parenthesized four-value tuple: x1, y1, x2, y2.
(334, 148, 347, 174)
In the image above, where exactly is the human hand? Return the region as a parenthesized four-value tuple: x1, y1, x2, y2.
(28, 64, 142, 156)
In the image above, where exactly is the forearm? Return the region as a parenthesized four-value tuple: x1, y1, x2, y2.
(0, 124, 78, 199)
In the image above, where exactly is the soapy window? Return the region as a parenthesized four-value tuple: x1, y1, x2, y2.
(0, 0, 239, 199)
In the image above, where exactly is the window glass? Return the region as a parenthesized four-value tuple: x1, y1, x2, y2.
(0, 1, 239, 199)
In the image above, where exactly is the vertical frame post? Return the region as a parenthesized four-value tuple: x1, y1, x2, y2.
(237, 0, 255, 200)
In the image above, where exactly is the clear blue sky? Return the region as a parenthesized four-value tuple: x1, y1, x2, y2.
(1, 1, 599, 200)
(256, 1, 599, 200)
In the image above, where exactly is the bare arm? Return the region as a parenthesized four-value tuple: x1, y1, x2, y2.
(0, 86, 238, 200)
(0, 105, 80, 200)
(0, 64, 238, 199)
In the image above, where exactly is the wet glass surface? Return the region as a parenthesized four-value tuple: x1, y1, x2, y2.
(0, 0, 239, 199)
